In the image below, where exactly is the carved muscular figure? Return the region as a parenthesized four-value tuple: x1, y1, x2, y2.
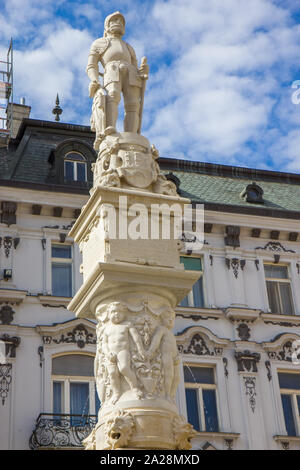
(102, 302, 144, 403)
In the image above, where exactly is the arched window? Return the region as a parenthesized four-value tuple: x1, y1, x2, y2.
(64, 152, 87, 182)
(52, 354, 100, 424)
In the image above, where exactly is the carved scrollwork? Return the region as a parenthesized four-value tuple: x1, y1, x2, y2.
(52, 324, 96, 349)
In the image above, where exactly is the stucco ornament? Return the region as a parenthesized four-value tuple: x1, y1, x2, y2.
(104, 410, 135, 449)
(173, 415, 197, 450)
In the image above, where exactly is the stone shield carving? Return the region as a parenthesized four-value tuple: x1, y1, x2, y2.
(116, 148, 157, 189)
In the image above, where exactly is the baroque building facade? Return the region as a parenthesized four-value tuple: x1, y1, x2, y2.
(0, 110, 300, 450)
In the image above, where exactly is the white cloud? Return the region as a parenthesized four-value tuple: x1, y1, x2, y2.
(1, 0, 300, 171)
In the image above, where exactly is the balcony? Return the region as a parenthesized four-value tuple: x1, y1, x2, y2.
(29, 413, 97, 450)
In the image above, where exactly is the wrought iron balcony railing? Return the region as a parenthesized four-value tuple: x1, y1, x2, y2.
(29, 413, 97, 450)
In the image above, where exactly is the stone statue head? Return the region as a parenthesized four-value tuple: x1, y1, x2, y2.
(104, 11, 125, 37)
(108, 301, 128, 324)
(161, 307, 175, 329)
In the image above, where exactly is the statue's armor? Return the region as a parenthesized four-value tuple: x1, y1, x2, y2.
(87, 35, 143, 133)
(88, 37, 142, 88)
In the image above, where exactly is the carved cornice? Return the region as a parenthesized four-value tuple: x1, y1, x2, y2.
(36, 319, 96, 350)
(176, 326, 230, 357)
(261, 313, 300, 327)
(0, 289, 27, 305)
(262, 333, 300, 363)
(225, 307, 261, 323)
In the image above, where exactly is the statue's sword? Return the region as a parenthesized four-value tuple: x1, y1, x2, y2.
(137, 57, 148, 134)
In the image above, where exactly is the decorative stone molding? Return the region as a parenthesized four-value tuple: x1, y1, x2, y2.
(0, 363, 12, 405)
(176, 307, 223, 322)
(261, 312, 300, 327)
(263, 333, 300, 363)
(3, 236, 12, 258)
(289, 232, 298, 242)
(225, 307, 260, 323)
(225, 258, 246, 279)
(270, 230, 280, 240)
(243, 376, 257, 413)
(223, 357, 229, 378)
(236, 323, 251, 341)
(251, 228, 261, 238)
(235, 350, 260, 373)
(0, 305, 15, 325)
(0, 289, 27, 305)
(265, 361, 272, 381)
(53, 324, 96, 349)
(225, 226, 240, 248)
(37, 320, 96, 350)
(255, 241, 295, 254)
(176, 326, 229, 357)
(1, 202, 17, 226)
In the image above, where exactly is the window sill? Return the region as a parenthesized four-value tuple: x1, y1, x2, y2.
(194, 431, 240, 440)
(274, 435, 300, 443)
(261, 312, 300, 326)
(38, 295, 71, 308)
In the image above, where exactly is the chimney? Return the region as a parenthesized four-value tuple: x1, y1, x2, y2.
(6, 98, 31, 138)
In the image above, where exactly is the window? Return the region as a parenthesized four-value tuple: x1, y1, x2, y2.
(51, 244, 73, 297)
(184, 365, 219, 432)
(279, 372, 300, 436)
(264, 264, 294, 315)
(64, 152, 87, 182)
(180, 257, 205, 308)
(52, 354, 100, 425)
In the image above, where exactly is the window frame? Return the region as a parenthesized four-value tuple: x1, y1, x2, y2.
(64, 151, 87, 183)
(264, 262, 295, 315)
(180, 256, 205, 308)
(51, 353, 99, 418)
(278, 370, 300, 436)
(51, 243, 73, 298)
(184, 363, 220, 433)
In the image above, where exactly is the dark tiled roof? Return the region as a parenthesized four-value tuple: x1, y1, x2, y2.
(1, 118, 300, 219)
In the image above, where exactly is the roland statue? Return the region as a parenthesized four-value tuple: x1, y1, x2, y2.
(87, 11, 149, 146)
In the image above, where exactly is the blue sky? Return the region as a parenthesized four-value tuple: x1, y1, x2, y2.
(1, 0, 300, 173)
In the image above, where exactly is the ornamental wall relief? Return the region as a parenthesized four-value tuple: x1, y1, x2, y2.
(94, 301, 181, 405)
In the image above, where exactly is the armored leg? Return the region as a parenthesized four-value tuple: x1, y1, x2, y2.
(105, 83, 121, 132)
(123, 85, 141, 133)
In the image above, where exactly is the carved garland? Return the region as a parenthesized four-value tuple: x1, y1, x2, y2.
(177, 333, 223, 357)
(42, 324, 96, 349)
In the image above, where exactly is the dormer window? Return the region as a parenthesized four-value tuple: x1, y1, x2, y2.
(240, 182, 264, 204)
(64, 152, 87, 182)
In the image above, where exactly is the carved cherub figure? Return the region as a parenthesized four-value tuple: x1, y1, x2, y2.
(102, 301, 144, 403)
(146, 307, 180, 400)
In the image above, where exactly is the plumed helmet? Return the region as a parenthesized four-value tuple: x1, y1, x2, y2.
(104, 11, 125, 32)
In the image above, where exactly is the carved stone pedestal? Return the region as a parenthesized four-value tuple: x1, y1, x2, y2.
(68, 131, 199, 450)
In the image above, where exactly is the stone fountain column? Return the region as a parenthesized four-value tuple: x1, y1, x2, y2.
(68, 12, 199, 451)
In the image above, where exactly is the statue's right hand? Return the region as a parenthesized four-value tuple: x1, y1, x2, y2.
(89, 80, 101, 98)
